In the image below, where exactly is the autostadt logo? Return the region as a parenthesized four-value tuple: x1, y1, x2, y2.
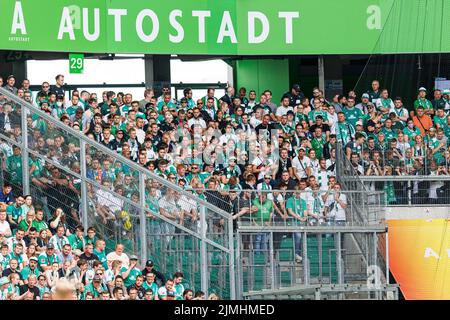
(8, 1, 29, 42)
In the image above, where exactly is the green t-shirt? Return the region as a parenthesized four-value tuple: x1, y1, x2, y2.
(33, 220, 49, 233)
(252, 199, 273, 225)
(342, 107, 363, 128)
(142, 281, 159, 296)
(21, 266, 40, 280)
(381, 128, 397, 141)
(120, 266, 142, 287)
(433, 115, 448, 129)
(38, 253, 60, 270)
(311, 137, 326, 159)
(6, 204, 25, 223)
(93, 249, 108, 269)
(68, 234, 85, 251)
(6, 155, 22, 185)
(285, 197, 307, 217)
(414, 98, 433, 110)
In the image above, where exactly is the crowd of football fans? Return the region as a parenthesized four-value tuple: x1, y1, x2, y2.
(1, 73, 450, 299)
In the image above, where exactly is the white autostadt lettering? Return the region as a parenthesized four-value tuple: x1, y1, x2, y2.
(56, 7, 300, 45)
(11, 1, 27, 35)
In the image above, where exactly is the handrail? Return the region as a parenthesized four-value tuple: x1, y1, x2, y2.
(0, 87, 230, 218)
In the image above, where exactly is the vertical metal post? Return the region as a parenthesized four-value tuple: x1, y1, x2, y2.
(79, 140, 89, 235)
(385, 230, 390, 285)
(236, 231, 242, 299)
(318, 234, 322, 281)
(372, 232, 379, 299)
(20, 104, 30, 195)
(302, 231, 309, 285)
(228, 212, 236, 299)
(200, 206, 208, 295)
(318, 55, 325, 95)
(269, 231, 275, 290)
(337, 232, 343, 285)
(139, 173, 147, 267)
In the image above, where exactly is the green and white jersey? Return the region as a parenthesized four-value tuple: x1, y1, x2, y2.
(0, 253, 10, 270)
(285, 196, 307, 217)
(6, 155, 22, 185)
(174, 283, 185, 299)
(414, 98, 433, 110)
(85, 282, 107, 299)
(6, 204, 25, 224)
(342, 107, 363, 128)
(381, 128, 397, 141)
(433, 115, 448, 129)
(33, 220, 48, 233)
(336, 122, 355, 145)
(120, 266, 142, 287)
(7, 252, 26, 266)
(311, 137, 326, 159)
(21, 266, 40, 280)
(391, 107, 408, 121)
(375, 98, 394, 112)
(143, 281, 158, 296)
(38, 253, 60, 270)
(252, 199, 273, 225)
(308, 110, 328, 123)
(93, 249, 108, 269)
(402, 126, 421, 141)
(48, 235, 70, 252)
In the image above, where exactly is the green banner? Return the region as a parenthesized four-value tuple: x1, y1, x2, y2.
(0, 0, 448, 55)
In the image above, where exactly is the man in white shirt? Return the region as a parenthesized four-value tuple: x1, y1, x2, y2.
(0, 209, 11, 238)
(187, 108, 207, 129)
(275, 96, 294, 120)
(106, 244, 130, 268)
(324, 183, 348, 225)
(292, 147, 312, 180)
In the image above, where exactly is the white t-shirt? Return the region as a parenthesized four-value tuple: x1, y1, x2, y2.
(276, 106, 294, 117)
(325, 193, 347, 221)
(106, 251, 130, 268)
(0, 220, 11, 237)
(292, 156, 311, 179)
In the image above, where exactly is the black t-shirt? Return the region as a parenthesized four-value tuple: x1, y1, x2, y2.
(79, 253, 99, 269)
(50, 85, 65, 97)
(19, 284, 40, 300)
(275, 158, 292, 180)
(309, 123, 331, 134)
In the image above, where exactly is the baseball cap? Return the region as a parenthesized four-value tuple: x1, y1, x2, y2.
(130, 255, 139, 261)
(292, 84, 301, 91)
(0, 277, 10, 286)
(47, 243, 55, 250)
(362, 93, 370, 99)
(146, 260, 154, 267)
(418, 87, 427, 92)
(29, 257, 38, 262)
(315, 115, 324, 120)
(93, 275, 102, 282)
(356, 120, 363, 126)
(299, 147, 306, 151)
(73, 249, 82, 256)
(180, 98, 188, 103)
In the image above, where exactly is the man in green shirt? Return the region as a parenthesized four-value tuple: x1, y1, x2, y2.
(93, 239, 108, 270)
(285, 186, 308, 262)
(433, 107, 448, 129)
(121, 255, 142, 287)
(367, 80, 381, 104)
(173, 272, 185, 300)
(6, 196, 25, 231)
(38, 243, 60, 272)
(251, 193, 273, 255)
(6, 146, 23, 187)
(142, 272, 159, 298)
(68, 225, 85, 251)
(342, 97, 363, 128)
(414, 87, 434, 116)
(21, 257, 40, 281)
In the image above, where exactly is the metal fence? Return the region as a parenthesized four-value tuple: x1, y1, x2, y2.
(236, 225, 391, 299)
(0, 86, 235, 299)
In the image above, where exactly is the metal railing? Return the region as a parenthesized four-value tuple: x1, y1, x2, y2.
(0, 87, 235, 299)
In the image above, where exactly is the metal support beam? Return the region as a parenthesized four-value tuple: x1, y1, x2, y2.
(139, 173, 147, 267)
(79, 140, 89, 235)
(337, 232, 343, 285)
(20, 105, 29, 195)
(318, 55, 325, 93)
(269, 231, 275, 290)
(302, 232, 309, 285)
(200, 206, 208, 295)
(228, 211, 236, 299)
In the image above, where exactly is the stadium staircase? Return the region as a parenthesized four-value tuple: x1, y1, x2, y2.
(0, 87, 235, 299)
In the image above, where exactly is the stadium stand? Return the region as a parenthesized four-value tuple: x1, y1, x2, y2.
(1, 74, 441, 299)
